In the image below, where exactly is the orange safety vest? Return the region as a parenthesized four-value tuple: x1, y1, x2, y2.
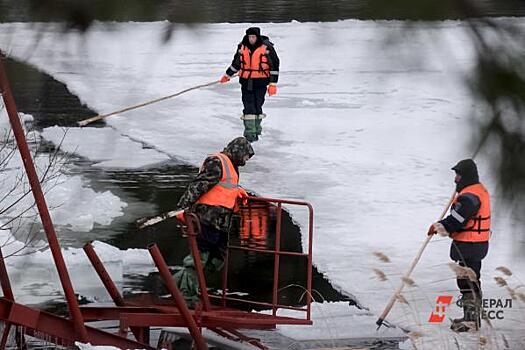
(196, 153, 240, 210)
(451, 183, 491, 242)
(239, 44, 270, 79)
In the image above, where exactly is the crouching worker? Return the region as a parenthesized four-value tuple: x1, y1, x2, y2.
(174, 137, 254, 306)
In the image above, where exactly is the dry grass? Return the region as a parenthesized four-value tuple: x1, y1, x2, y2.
(506, 287, 516, 300)
(517, 292, 525, 303)
(496, 266, 513, 277)
(408, 331, 423, 341)
(372, 268, 388, 281)
(479, 336, 488, 346)
(448, 262, 477, 282)
(494, 276, 508, 287)
(372, 251, 390, 263)
(501, 334, 510, 349)
(402, 276, 416, 287)
(396, 293, 409, 304)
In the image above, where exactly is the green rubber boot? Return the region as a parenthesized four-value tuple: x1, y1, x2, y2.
(243, 122, 258, 142)
(173, 252, 210, 307)
(451, 294, 481, 332)
(255, 113, 266, 135)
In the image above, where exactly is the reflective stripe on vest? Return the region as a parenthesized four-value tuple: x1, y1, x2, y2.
(239, 44, 270, 79)
(196, 153, 240, 209)
(452, 183, 491, 242)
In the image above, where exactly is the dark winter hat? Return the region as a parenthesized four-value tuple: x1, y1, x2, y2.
(452, 158, 479, 191)
(223, 137, 255, 166)
(245, 27, 261, 37)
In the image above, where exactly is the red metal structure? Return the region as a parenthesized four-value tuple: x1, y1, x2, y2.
(0, 52, 315, 349)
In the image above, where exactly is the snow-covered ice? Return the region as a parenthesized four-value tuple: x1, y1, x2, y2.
(0, 109, 128, 232)
(1, 19, 524, 348)
(0, 109, 155, 304)
(42, 126, 171, 168)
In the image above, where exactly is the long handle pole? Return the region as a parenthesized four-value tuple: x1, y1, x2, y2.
(376, 189, 456, 329)
(77, 80, 220, 126)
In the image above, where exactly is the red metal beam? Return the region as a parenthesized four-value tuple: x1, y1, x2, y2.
(0, 247, 15, 349)
(83, 242, 125, 306)
(227, 245, 308, 257)
(120, 313, 189, 327)
(83, 242, 150, 343)
(80, 306, 162, 321)
(272, 203, 282, 316)
(0, 298, 154, 349)
(306, 202, 314, 320)
(186, 214, 212, 311)
(208, 295, 309, 313)
(0, 53, 88, 341)
(212, 328, 268, 350)
(221, 250, 229, 308)
(148, 244, 208, 350)
(118, 312, 311, 329)
(202, 314, 310, 329)
(0, 249, 14, 301)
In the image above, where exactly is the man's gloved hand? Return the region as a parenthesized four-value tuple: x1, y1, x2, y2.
(175, 209, 186, 223)
(267, 83, 277, 96)
(219, 75, 230, 83)
(238, 188, 249, 205)
(427, 222, 449, 237)
(433, 222, 449, 237)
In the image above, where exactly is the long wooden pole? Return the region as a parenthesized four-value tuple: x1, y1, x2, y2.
(375, 189, 456, 329)
(77, 80, 220, 126)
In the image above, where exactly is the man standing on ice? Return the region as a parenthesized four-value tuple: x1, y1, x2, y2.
(174, 137, 254, 306)
(428, 159, 491, 332)
(219, 27, 280, 142)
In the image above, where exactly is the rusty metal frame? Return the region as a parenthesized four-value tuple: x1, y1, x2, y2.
(0, 51, 315, 349)
(0, 51, 89, 342)
(220, 196, 315, 321)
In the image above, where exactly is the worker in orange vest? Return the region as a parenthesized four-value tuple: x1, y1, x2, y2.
(428, 159, 490, 332)
(219, 27, 280, 142)
(173, 137, 254, 305)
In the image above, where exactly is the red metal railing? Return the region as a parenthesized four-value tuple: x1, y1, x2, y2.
(187, 196, 315, 322)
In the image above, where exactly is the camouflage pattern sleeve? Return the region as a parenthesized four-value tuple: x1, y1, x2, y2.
(177, 156, 222, 209)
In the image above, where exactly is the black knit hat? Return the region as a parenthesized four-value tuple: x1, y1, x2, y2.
(245, 27, 261, 37)
(452, 159, 479, 191)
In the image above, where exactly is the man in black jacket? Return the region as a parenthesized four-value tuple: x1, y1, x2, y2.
(220, 27, 280, 142)
(428, 159, 491, 332)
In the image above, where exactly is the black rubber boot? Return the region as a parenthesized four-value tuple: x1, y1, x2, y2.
(451, 294, 481, 332)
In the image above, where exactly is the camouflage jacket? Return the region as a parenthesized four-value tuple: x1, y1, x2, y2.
(177, 156, 235, 232)
(177, 137, 254, 233)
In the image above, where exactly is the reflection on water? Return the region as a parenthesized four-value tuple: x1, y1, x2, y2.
(239, 202, 270, 249)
